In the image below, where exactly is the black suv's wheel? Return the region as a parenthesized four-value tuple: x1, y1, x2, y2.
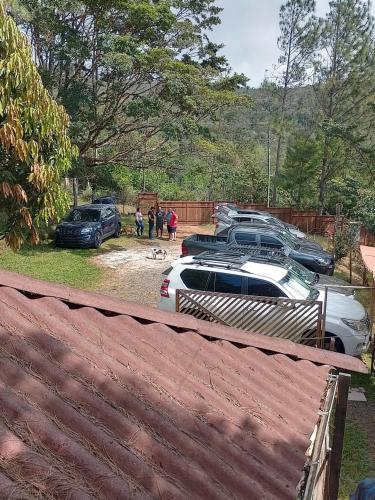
(114, 223, 121, 238)
(93, 231, 102, 249)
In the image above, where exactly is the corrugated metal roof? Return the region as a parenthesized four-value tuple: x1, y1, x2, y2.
(361, 245, 375, 274)
(0, 269, 367, 373)
(0, 271, 361, 498)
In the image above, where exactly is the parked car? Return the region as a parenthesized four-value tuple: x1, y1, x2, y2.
(214, 204, 305, 239)
(215, 210, 306, 239)
(92, 196, 116, 205)
(158, 252, 370, 356)
(55, 204, 121, 248)
(182, 223, 335, 275)
(217, 221, 323, 251)
(213, 247, 354, 296)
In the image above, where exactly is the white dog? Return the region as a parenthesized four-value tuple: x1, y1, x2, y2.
(151, 248, 167, 260)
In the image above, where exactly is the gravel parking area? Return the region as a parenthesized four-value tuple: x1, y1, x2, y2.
(92, 225, 212, 307)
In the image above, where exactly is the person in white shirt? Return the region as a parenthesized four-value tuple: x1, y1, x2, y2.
(135, 207, 144, 237)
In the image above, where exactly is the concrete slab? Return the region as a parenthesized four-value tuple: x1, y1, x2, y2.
(348, 387, 367, 402)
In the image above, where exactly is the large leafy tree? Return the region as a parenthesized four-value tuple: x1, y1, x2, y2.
(0, 3, 76, 249)
(9, 0, 247, 174)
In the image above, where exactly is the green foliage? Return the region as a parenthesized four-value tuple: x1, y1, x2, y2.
(355, 191, 375, 233)
(279, 133, 321, 208)
(310, 0, 375, 209)
(0, 3, 76, 249)
(339, 421, 375, 499)
(325, 177, 361, 216)
(11, 0, 248, 172)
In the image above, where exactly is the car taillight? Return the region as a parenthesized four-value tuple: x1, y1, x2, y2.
(160, 279, 170, 298)
(181, 242, 188, 257)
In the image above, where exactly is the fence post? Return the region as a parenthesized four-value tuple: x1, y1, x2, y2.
(327, 373, 350, 500)
(176, 290, 180, 313)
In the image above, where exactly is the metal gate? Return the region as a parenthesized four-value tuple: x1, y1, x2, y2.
(176, 289, 324, 346)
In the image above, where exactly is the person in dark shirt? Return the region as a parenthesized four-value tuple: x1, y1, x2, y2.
(155, 206, 165, 238)
(148, 206, 155, 240)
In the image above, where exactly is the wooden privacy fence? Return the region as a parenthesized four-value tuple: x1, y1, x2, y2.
(137, 193, 375, 242)
(137, 193, 342, 234)
(176, 289, 324, 346)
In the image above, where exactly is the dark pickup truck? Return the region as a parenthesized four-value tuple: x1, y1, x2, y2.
(181, 223, 335, 275)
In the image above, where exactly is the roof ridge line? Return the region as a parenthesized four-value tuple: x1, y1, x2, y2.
(0, 269, 367, 373)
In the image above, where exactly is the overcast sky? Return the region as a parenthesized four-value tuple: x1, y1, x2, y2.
(210, 0, 375, 87)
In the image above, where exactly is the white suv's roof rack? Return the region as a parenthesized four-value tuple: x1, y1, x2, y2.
(192, 250, 290, 271)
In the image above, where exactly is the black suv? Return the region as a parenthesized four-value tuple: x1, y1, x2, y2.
(92, 196, 116, 205)
(55, 204, 121, 248)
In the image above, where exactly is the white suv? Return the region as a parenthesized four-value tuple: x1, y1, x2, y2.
(158, 253, 370, 356)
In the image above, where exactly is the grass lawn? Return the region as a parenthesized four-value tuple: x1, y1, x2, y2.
(339, 420, 374, 499)
(0, 241, 104, 289)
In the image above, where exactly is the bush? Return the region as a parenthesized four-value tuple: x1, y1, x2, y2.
(333, 224, 360, 261)
(355, 191, 375, 233)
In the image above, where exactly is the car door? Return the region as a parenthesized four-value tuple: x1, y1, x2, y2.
(232, 231, 259, 247)
(243, 277, 288, 329)
(103, 207, 116, 236)
(259, 234, 284, 250)
(180, 269, 211, 291)
(245, 277, 286, 298)
(211, 272, 245, 294)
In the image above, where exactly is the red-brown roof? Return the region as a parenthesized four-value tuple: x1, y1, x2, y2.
(361, 245, 375, 274)
(0, 270, 365, 498)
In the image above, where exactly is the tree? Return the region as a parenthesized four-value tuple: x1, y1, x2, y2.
(9, 0, 248, 174)
(310, 0, 375, 211)
(279, 132, 321, 208)
(0, 3, 76, 249)
(272, 0, 315, 204)
(355, 190, 375, 233)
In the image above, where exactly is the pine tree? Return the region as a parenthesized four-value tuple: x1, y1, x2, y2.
(272, 0, 315, 204)
(311, 0, 375, 211)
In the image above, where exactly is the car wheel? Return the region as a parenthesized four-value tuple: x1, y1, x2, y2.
(93, 231, 102, 249)
(114, 223, 121, 238)
(324, 333, 345, 354)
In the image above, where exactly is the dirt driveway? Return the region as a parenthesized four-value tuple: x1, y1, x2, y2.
(92, 225, 212, 307)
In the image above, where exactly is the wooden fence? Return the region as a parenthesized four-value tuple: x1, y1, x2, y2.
(176, 289, 324, 346)
(136, 193, 375, 243)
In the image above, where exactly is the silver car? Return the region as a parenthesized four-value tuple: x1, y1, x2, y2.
(215, 210, 306, 238)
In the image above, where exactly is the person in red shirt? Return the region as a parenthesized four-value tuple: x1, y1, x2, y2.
(168, 209, 178, 241)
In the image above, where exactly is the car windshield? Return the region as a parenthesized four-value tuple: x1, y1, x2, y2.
(276, 228, 299, 249)
(65, 209, 101, 222)
(279, 272, 311, 300)
(267, 216, 284, 228)
(284, 260, 318, 286)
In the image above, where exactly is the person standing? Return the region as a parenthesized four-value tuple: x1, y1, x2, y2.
(156, 206, 165, 238)
(165, 208, 173, 240)
(169, 208, 178, 241)
(135, 207, 144, 237)
(148, 206, 155, 240)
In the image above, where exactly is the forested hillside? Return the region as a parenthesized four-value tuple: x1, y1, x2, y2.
(7, 0, 375, 231)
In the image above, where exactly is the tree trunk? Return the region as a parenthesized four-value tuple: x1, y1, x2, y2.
(318, 141, 330, 215)
(272, 134, 283, 205)
(73, 177, 78, 207)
